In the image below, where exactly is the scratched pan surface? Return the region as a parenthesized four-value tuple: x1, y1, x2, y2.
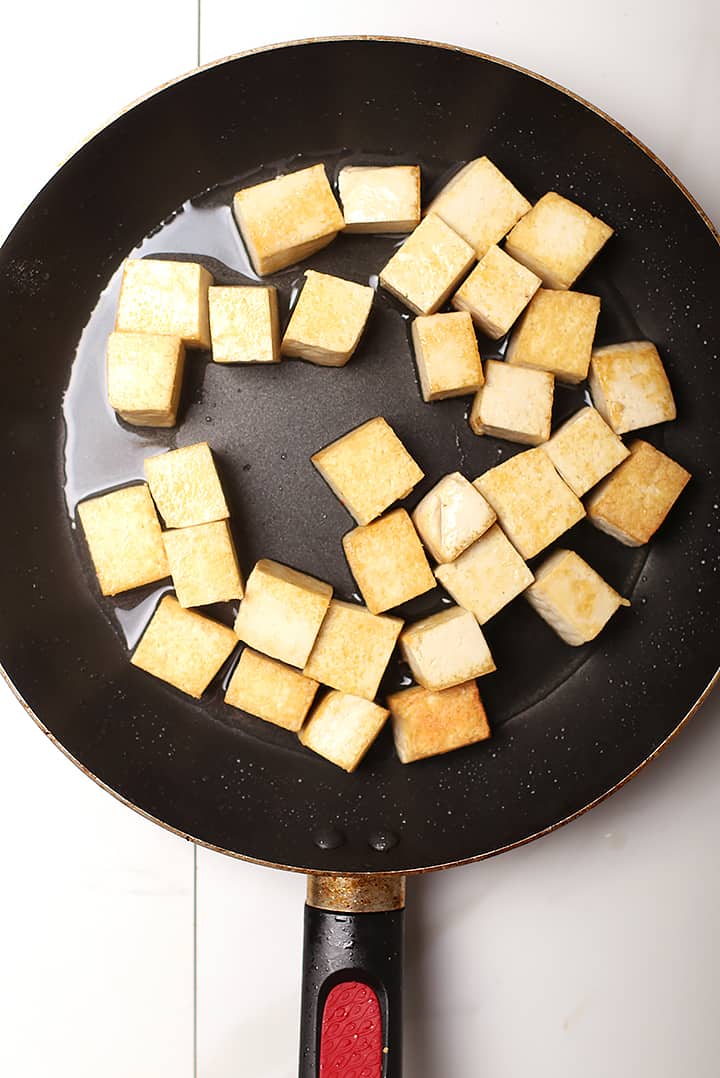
(0, 39, 717, 874)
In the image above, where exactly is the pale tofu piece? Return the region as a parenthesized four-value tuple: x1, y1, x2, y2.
(208, 285, 280, 364)
(474, 449, 585, 559)
(234, 559, 333, 668)
(162, 520, 243, 608)
(388, 681, 490, 763)
(232, 164, 344, 275)
(411, 311, 484, 401)
(311, 417, 424, 526)
(145, 443, 229, 530)
(586, 440, 691, 546)
(525, 549, 630, 646)
(589, 341, 677, 434)
(115, 259, 212, 348)
(131, 594, 237, 699)
(225, 647, 318, 731)
(399, 607, 495, 691)
(470, 360, 554, 446)
(281, 270, 374, 366)
(427, 157, 531, 258)
(342, 509, 436, 615)
(77, 484, 169, 597)
(299, 691, 389, 772)
(106, 331, 185, 427)
(504, 191, 613, 290)
(339, 165, 421, 233)
(435, 524, 534, 624)
(541, 406, 629, 496)
(505, 289, 600, 384)
(452, 244, 541, 339)
(379, 214, 475, 316)
(303, 600, 403, 700)
(412, 472, 496, 563)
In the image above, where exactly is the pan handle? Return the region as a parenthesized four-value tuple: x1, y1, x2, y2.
(299, 875, 406, 1077)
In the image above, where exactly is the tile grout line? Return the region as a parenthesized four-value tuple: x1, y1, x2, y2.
(196, 0, 202, 67)
(193, 842, 198, 1078)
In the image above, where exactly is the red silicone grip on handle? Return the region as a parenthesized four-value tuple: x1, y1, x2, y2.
(319, 981, 383, 1077)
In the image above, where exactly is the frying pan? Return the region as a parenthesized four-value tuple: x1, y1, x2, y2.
(0, 37, 718, 1077)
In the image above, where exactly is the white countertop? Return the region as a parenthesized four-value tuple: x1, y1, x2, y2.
(1, 4, 718, 1076)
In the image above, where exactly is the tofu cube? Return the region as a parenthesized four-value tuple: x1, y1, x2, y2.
(299, 691, 389, 772)
(589, 341, 677, 434)
(412, 472, 496, 563)
(281, 270, 374, 366)
(435, 523, 534, 624)
(474, 449, 585, 559)
(339, 165, 421, 233)
(234, 559, 333, 668)
(379, 214, 475, 316)
(162, 520, 243, 608)
(77, 483, 169, 596)
(399, 606, 495, 691)
(388, 680, 490, 764)
(225, 647, 318, 731)
(311, 417, 424, 526)
(506, 289, 601, 384)
(304, 600, 403, 700)
(541, 406, 629, 496)
(106, 331, 185, 427)
(469, 360, 554, 446)
(411, 311, 484, 402)
(587, 439, 691, 546)
(115, 258, 212, 348)
(131, 594, 237, 698)
(208, 285, 280, 364)
(452, 244, 541, 339)
(342, 508, 436, 615)
(526, 549, 630, 645)
(145, 443, 228, 529)
(504, 191, 613, 290)
(427, 156, 531, 258)
(232, 164, 344, 275)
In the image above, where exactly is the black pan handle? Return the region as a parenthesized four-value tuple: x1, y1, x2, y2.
(299, 876, 406, 1077)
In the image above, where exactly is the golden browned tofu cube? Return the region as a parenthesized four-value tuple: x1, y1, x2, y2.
(115, 259, 212, 348)
(77, 484, 169, 597)
(586, 440, 691, 546)
(162, 520, 243, 608)
(145, 443, 229, 529)
(399, 607, 495, 691)
(506, 289, 600, 384)
(379, 214, 475, 316)
(388, 680, 490, 763)
(411, 312, 484, 402)
(338, 165, 421, 233)
(299, 691, 389, 772)
(470, 360, 554, 446)
(427, 157, 531, 258)
(225, 647, 319, 731)
(208, 285, 280, 364)
(452, 244, 541, 339)
(412, 472, 496, 563)
(526, 549, 630, 645)
(106, 331, 185, 428)
(504, 191, 613, 290)
(589, 341, 677, 434)
(541, 406, 629, 496)
(474, 449, 585, 559)
(281, 270, 374, 366)
(234, 559, 333, 668)
(131, 595, 237, 698)
(232, 164, 344, 275)
(311, 417, 424, 526)
(304, 600, 403, 700)
(435, 523, 534, 624)
(342, 509, 436, 615)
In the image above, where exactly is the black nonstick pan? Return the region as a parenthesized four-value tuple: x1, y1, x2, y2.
(0, 37, 718, 1077)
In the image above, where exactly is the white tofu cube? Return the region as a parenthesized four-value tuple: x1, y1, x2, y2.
(107, 331, 185, 428)
(526, 549, 630, 645)
(77, 484, 169, 597)
(162, 520, 243, 608)
(399, 606, 495, 691)
(339, 165, 421, 233)
(145, 443, 229, 529)
(379, 214, 475, 316)
(281, 270, 374, 366)
(388, 680, 490, 763)
(427, 156, 531, 258)
(208, 285, 280, 364)
(506, 288, 601, 384)
(411, 311, 484, 402)
(469, 360, 554, 446)
(115, 258, 212, 348)
(304, 600, 403, 700)
(299, 691, 389, 772)
(225, 647, 318, 731)
(435, 523, 534, 624)
(342, 508, 436, 615)
(541, 406, 629, 496)
(452, 244, 541, 339)
(412, 472, 496, 563)
(589, 340, 677, 434)
(504, 191, 613, 290)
